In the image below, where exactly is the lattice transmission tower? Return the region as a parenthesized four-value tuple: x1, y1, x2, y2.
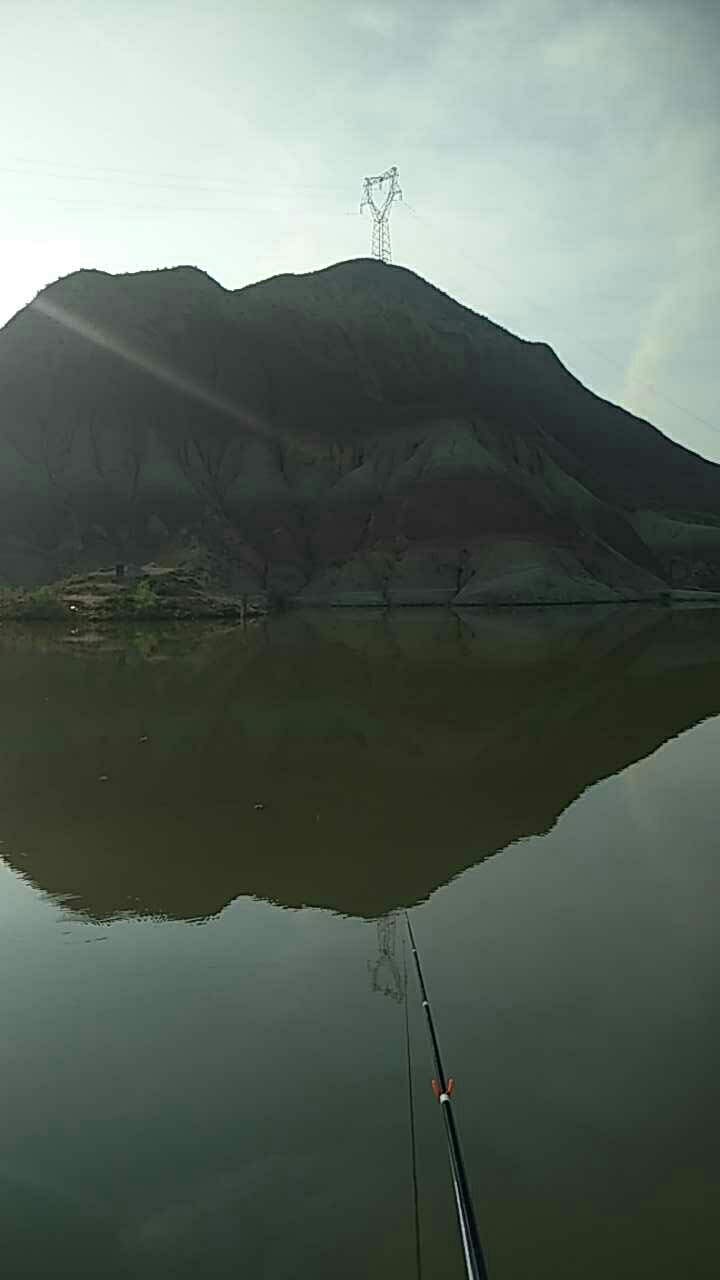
(360, 165, 402, 264)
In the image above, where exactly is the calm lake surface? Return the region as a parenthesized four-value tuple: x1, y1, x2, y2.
(1, 607, 718, 1278)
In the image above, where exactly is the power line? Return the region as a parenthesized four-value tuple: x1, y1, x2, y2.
(3, 191, 356, 216)
(405, 204, 719, 442)
(2, 156, 348, 193)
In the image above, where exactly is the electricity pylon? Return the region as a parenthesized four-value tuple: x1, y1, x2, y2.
(360, 166, 402, 264)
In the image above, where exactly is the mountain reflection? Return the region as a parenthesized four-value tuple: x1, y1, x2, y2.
(1, 606, 720, 921)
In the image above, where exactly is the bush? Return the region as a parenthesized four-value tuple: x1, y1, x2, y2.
(16, 586, 69, 621)
(130, 578, 159, 614)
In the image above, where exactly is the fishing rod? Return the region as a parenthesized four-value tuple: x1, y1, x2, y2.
(405, 912, 490, 1280)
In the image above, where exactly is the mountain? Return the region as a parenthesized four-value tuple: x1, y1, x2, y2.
(1, 606, 720, 920)
(1, 258, 719, 600)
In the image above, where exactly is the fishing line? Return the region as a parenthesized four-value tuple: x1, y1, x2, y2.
(403, 935, 423, 1280)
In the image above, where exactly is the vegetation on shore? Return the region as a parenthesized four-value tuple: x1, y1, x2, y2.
(0, 565, 264, 623)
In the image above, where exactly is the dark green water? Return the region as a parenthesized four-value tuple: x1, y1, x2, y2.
(1, 607, 718, 1278)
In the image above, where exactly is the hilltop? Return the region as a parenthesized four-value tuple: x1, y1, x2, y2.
(1, 257, 719, 602)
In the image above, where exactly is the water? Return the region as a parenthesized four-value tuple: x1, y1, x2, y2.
(0, 606, 718, 1278)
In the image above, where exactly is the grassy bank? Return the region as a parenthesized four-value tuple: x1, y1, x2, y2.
(0, 565, 265, 623)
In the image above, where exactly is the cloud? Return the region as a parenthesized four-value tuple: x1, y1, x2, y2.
(348, 4, 400, 37)
(1, 0, 718, 458)
(394, 0, 720, 453)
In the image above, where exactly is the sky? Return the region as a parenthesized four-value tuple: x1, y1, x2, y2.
(1, 0, 718, 459)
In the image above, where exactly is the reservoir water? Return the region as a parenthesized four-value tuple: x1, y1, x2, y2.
(0, 607, 718, 1278)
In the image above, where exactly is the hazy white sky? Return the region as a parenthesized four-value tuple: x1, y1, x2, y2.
(1, 0, 718, 458)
